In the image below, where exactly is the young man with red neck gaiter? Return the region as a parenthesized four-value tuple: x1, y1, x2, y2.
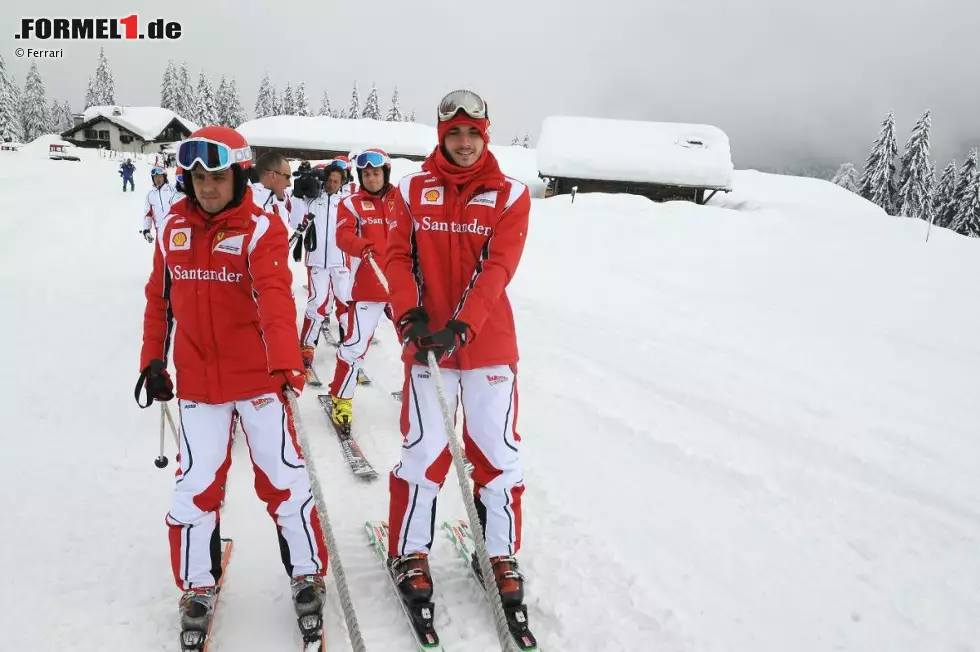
(384, 90, 533, 616)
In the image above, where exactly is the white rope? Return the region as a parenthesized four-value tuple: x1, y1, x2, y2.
(284, 389, 368, 652)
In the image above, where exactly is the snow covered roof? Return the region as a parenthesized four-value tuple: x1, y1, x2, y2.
(536, 116, 734, 190)
(74, 106, 198, 140)
(237, 116, 438, 158)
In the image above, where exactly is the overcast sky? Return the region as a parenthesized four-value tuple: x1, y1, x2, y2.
(4, 0, 977, 169)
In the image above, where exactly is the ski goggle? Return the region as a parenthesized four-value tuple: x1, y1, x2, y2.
(356, 151, 390, 169)
(437, 90, 488, 122)
(150, 167, 165, 176)
(177, 138, 252, 172)
(329, 159, 350, 170)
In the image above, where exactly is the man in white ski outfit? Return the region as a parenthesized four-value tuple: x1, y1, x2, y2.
(250, 152, 293, 230)
(141, 166, 182, 243)
(292, 164, 352, 369)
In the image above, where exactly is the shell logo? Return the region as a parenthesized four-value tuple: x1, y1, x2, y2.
(424, 189, 441, 202)
(172, 232, 188, 247)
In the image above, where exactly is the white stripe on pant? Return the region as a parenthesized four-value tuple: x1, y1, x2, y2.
(388, 364, 525, 558)
(329, 301, 386, 399)
(166, 392, 327, 590)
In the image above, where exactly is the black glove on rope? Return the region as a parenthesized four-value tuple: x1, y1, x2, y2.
(134, 358, 174, 408)
(397, 307, 431, 346)
(414, 320, 470, 366)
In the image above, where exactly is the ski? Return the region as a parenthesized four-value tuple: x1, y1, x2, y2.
(316, 394, 378, 480)
(320, 321, 340, 348)
(305, 366, 323, 388)
(364, 521, 444, 651)
(442, 521, 539, 651)
(297, 612, 327, 652)
(180, 538, 234, 652)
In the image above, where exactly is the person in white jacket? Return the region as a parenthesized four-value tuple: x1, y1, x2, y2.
(141, 167, 182, 243)
(292, 163, 352, 370)
(250, 151, 293, 229)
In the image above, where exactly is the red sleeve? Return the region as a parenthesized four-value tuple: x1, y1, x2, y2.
(139, 239, 172, 371)
(248, 213, 303, 372)
(454, 184, 530, 337)
(335, 199, 372, 257)
(383, 181, 422, 321)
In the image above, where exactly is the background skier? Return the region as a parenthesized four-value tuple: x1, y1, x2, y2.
(119, 156, 136, 192)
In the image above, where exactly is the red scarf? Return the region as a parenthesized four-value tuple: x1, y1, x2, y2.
(422, 146, 502, 190)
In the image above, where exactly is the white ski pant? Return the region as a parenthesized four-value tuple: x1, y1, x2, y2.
(166, 392, 327, 590)
(300, 266, 352, 348)
(388, 364, 525, 558)
(329, 301, 386, 399)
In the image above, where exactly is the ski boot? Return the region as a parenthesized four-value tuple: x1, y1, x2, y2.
(301, 346, 315, 369)
(331, 396, 353, 434)
(472, 553, 536, 648)
(178, 587, 217, 650)
(389, 553, 437, 638)
(290, 574, 326, 644)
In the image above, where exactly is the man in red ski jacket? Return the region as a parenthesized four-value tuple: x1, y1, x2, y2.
(136, 125, 327, 641)
(327, 149, 396, 428)
(384, 91, 532, 611)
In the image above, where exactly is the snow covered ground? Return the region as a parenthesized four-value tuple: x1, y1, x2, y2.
(1, 141, 978, 652)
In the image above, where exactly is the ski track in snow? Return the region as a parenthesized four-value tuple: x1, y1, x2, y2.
(1, 154, 978, 652)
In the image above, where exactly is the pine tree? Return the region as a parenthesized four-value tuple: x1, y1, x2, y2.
(92, 48, 115, 106)
(281, 82, 295, 116)
(21, 62, 49, 141)
(195, 72, 217, 126)
(361, 83, 382, 120)
(175, 62, 194, 119)
(294, 81, 310, 116)
(7, 76, 23, 142)
(407, 109, 416, 123)
(214, 76, 230, 126)
(523, 132, 531, 148)
(0, 54, 23, 142)
(84, 76, 96, 109)
(47, 98, 63, 133)
(830, 163, 861, 193)
(318, 90, 333, 117)
(510, 135, 520, 146)
(932, 161, 958, 228)
(347, 81, 360, 119)
(859, 110, 900, 214)
(160, 60, 179, 112)
(950, 149, 980, 236)
(61, 100, 74, 133)
(254, 73, 274, 119)
(225, 79, 246, 127)
(271, 86, 283, 115)
(385, 86, 403, 122)
(897, 110, 932, 219)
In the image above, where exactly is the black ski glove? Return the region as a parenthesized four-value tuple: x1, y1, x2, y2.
(397, 307, 431, 346)
(134, 358, 174, 408)
(414, 320, 470, 365)
(141, 229, 154, 243)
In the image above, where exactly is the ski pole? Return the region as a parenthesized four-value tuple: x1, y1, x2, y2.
(163, 403, 180, 446)
(154, 403, 169, 469)
(283, 387, 367, 652)
(426, 351, 520, 652)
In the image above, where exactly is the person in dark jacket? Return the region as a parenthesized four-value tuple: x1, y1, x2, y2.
(120, 157, 136, 192)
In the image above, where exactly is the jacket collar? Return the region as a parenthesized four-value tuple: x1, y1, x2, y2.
(182, 186, 256, 230)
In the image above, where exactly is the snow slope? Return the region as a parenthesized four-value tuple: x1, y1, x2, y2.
(0, 150, 977, 652)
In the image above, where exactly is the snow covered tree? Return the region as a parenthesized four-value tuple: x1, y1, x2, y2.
(361, 83, 382, 120)
(294, 81, 310, 116)
(385, 86, 403, 122)
(60, 100, 74, 133)
(0, 54, 23, 142)
(47, 98, 63, 133)
(21, 62, 49, 141)
(897, 110, 932, 219)
(215, 76, 230, 126)
(282, 82, 295, 115)
(194, 72, 217, 126)
(950, 149, 980, 236)
(407, 109, 416, 123)
(318, 90, 334, 117)
(160, 60, 179, 112)
(932, 161, 958, 228)
(347, 81, 360, 119)
(84, 76, 96, 109)
(830, 162, 861, 193)
(271, 87, 283, 116)
(859, 110, 900, 214)
(254, 73, 274, 119)
(91, 48, 115, 106)
(510, 135, 520, 146)
(523, 132, 531, 148)
(177, 62, 195, 119)
(224, 78, 247, 127)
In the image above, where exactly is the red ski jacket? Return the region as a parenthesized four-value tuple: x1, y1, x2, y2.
(385, 155, 531, 370)
(140, 187, 303, 404)
(335, 188, 396, 304)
